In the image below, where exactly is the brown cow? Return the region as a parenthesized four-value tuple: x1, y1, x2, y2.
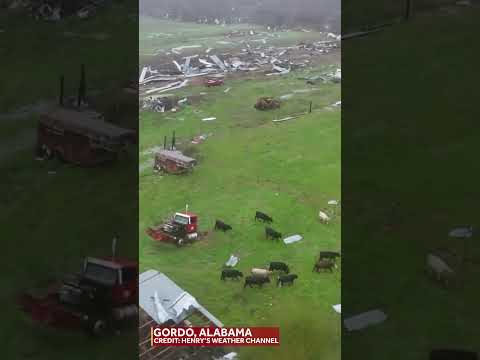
(313, 259, 336, 272)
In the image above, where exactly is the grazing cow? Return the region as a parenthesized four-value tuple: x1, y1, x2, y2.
(269, 262, 290, 274)
(426, 253, 455, 287)
(277, 274, 298, 287)
(251, 268, 273, 278)
(318, 211, 331, 224)
(319, 251, 341, 262)
(244, 275, 270, 288)
(265, 227, 282, 241)
(221, 269, 243, 281)
(255, 211, 273, 223)
(313, 260, 336, 272)
(214, 220, 232, 232)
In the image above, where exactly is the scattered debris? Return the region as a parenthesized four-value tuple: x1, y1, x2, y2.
(145, 80, 189, 95)
(279, 94, 294, 100)
(273, 112, 305, 123)
(254, 97, 281, 111)
(328, 200, 339, 205)
(344, 309, 387, 331)
(202, 117, 217, 122)
(332, 304, 341, 314)
(191, 133, 210, 144)
(220, 352, 238, 360)
(171, 45, 202, 53)
(449, 226, 473, 238)
(142, 96, 178, 112)
(283, 234, 303, 244)
(224, 87, 231, 93)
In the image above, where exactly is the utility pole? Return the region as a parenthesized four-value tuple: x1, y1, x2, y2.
(405, 0, 413, 21)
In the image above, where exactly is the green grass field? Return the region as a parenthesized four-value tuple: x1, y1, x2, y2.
(1, 3, 138, 360)
(139, 19, 341, 360)
(343, 5, 480, 358)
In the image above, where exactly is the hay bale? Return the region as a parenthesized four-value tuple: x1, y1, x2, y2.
(254, 97, 281, 111)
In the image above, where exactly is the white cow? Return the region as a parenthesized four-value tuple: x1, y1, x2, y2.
(426, 254, 455, 287)
(251, 268, 273, 278)
(319, 211, 331, 224)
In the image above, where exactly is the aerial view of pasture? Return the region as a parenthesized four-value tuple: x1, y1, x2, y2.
(138, 15, 341, 360)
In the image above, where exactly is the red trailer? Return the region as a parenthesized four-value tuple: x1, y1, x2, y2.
(154, 149, 197, 174)
(18, 256, 138, 336)
(147, 211, 203, 247)
(37, 108, 135, 166)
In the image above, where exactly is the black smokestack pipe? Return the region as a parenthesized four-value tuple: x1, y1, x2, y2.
(405, 0, 412, 20)
(164, 136, 167, 150)
(78, 64, 86, 107)
(59, 75, 64, 106)
(171, 131, 176, 150)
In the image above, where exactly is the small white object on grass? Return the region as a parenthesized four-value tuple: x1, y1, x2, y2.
(328, 200, 339, 205)
(225, 254, 239, 267)
(283, 234, 303, 244)
(449, 226, 473, 238)
(344, 309, 387, 331)
(202, 117, 216, 121)
(332, 304, 341, 314)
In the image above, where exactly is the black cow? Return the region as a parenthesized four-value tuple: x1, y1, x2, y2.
(265, 227, 282, 241)
(221, 269, 243, 281)
(244, 275, 270, 288)
(214, 220, 232, 232)
(269, 262, 290, 274)
(319, 251, 341, 262)
(255, 211, 273, 223)
(313, 260, 336, 272)
(277, 274, 298, 287)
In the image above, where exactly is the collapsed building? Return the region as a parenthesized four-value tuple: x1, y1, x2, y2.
(139, 269, 230, 360)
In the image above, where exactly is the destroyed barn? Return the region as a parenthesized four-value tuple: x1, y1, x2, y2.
(139, 270, 228, 360)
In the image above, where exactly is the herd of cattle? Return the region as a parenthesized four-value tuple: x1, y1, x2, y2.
(214, 211, 340, 289)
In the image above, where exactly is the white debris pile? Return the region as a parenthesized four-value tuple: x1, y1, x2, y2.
(283, 234, 303, 244)
(142, 96, 178, 113)
(139, 31, 341, 89)
(191, 133, 212, 145)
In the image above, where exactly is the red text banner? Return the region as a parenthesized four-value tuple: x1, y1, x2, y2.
(151, 327, 280, 347)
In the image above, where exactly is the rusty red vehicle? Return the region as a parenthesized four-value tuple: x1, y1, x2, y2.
(147, 211, 204, 247)
(153, 132, 197, 174)
(37, 108, 135, 166)
(205, 78, 224, 87)
(154, 149, 197, 174)
(18, 256, 138, 336)
(36, 65, 135, 166)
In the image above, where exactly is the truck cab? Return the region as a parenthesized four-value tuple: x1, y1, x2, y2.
(80, 257, 138, 306)
(173, 212, 198, 236)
